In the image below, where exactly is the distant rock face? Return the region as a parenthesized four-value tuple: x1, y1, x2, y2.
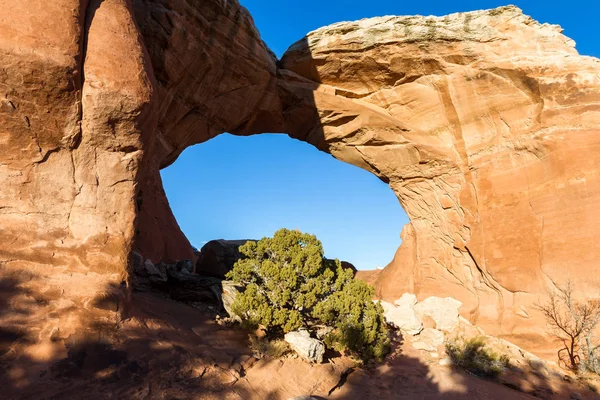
(196, 240, 254, 279)
(195, 239, 357, 279)
(1, 2, 600, 365)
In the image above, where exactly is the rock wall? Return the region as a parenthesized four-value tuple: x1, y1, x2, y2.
(1, 1, 599, 362)
(0, 0, 156, 363)
(277, 7, 600, 354)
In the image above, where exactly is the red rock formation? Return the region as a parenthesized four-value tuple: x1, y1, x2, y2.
(1, 1, 599, 368)
(1, 0, 154, 358)
(278, 8, 600, 356)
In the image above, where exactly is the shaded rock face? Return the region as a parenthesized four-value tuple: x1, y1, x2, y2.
(1, 1, 600, 365)
(196, 240, 254, 279)
(195, 239, 357, 279)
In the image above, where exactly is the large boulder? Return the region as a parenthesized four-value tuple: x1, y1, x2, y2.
(394, 293, 418, 308)
(221, 280, 242, 319)
(411, 328, 445, 352)
(340, 261, 357, 276)
(414, 297, 462, 333)
(196, 239, 358, 280)
(196, 240, 255, 279)
(379, 298, 423, 335)
(284, 330, 325, 364)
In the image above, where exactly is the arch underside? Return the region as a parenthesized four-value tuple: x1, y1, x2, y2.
(1, 0, 599, 362)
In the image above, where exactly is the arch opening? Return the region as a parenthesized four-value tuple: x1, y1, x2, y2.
(160, 132, 410, 271)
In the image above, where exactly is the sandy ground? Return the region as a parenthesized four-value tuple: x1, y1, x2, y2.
(2, 291, 599, 399)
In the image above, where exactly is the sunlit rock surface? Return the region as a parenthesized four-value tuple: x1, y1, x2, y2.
(280, 7, 600, 355)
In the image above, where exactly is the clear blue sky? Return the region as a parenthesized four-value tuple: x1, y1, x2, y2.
(161, 0, 599, 270)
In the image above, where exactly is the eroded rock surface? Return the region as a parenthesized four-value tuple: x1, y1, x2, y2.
(279, 6, 600, 356)
(1, 2, 600, 374)
(414, 297, 463, 332)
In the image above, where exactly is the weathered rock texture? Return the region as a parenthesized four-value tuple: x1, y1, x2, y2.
(278, 7, 600, 356)
(284, 330, 326, 364)
(1, 1, 600, 369)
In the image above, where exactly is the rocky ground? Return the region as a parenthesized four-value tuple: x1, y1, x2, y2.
(2, 284, 599, 400)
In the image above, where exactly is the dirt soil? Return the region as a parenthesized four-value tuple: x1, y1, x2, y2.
(2, 291, 599, 399)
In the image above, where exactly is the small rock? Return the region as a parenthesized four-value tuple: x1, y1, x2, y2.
(439, 356, 452, 366)
(254, 325, 267, 339)
(284, 330, 325, 364)
(412, 328, 444, 352)
(315, 325, 333, 340)
(176, 259, 194, 274)
(139, 259, 168, 283)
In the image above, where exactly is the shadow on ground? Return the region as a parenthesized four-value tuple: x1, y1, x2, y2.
(1, 277, 598, 399)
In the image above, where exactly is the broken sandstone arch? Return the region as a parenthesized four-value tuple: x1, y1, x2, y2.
(1, 1, 600, 361)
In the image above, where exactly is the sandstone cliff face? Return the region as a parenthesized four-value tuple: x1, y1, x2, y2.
(1, 1, 599, 369)
(130, 0, 287, 264)
(0, 0, 156, 365)
(278, 7, 600, 352)
(0, 0, 284, 376)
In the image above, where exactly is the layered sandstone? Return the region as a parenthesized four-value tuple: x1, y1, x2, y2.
(0, 0, 156, 369)
(278, 7, 600, 354)
(1, 1, 599, 376)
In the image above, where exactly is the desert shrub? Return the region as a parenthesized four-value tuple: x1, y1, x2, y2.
(249, 336, 291, 359)
(446, 336, 510, 378)
(313, 278, 390, 361)
(580, 339, 600, 375)
(536, 281, 600, 373)
(226, 228, 389, 361)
